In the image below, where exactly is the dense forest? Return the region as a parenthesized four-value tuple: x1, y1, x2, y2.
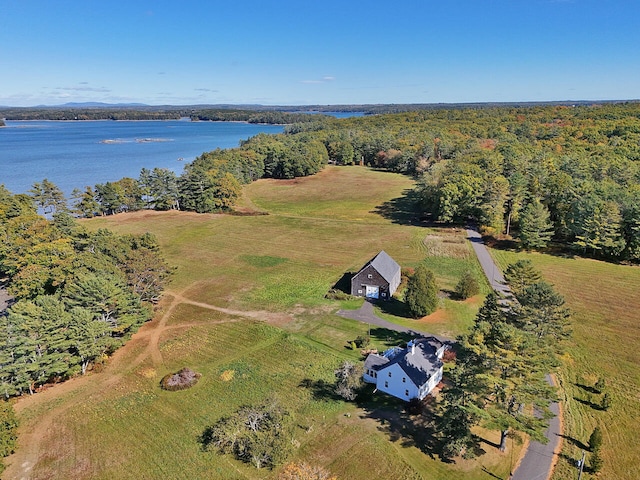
(21, 102, 640, 262)
(8, 102, 640, 260)
(291, 102, 640, 262)
(0, 186, 171, 397)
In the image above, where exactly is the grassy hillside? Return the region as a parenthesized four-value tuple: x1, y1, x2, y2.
(490, 249, 640, 480)
(5, 166, 514, 480)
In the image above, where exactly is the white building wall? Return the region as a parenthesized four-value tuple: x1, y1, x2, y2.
(427, 368, 443, 393)
(376, 363, 419, 401)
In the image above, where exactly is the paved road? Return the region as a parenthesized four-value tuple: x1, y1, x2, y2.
(465, 228, 511, 298)
(511, 374, 562, 480)
(336, 300, 453, 344)
(465, 227, 561, 480)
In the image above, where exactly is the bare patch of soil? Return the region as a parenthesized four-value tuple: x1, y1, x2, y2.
(417, 309, 448, 323)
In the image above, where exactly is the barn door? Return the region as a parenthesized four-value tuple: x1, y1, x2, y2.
(365, 285, 379, 299)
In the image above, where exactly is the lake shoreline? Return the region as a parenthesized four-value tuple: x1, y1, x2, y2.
(0, 120, 284, 195)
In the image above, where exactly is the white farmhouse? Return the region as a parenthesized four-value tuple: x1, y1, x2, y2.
(363, 338, 445, 401)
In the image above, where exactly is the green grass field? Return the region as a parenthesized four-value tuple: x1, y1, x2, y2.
(6, 166, 521, 480)
(490, 249, 640, 480)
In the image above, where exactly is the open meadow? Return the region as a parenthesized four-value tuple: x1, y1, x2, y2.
(490, 249, 640, 480)
(6, 166, 517, 480)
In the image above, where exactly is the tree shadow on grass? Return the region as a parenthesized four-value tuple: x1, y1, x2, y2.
(357, 392, 444, 460)
(481, 466, 504, 479)
(558, 452, 580, 470)
(298, 378, 342, 402)
(368, 327, 414, 346)
(486, 235, 578, 261)
(575, 382, 600, 395)
(374, 297, 411, 318)
(557, 433, 589, 451)
(441, 288, 458, 300)
(478, 436, 501, 450)
(371, 188, 425, 226)
(573, 396, 604, 411)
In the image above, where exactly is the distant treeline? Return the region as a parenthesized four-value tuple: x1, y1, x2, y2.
(0, 187, 171, 397)
(0, 107, 328, 124)
(3, 100, 635, 121)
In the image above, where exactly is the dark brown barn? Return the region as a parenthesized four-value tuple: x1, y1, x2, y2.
(350, 251, 401, 300)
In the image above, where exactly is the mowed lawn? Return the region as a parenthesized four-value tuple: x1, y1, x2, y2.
(490, 249, 640, 480)
(7, 166, 511, 480)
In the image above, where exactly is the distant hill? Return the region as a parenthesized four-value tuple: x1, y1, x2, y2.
(51, 102, 150, 108)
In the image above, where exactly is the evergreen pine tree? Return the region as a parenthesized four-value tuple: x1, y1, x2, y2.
(518, 198, 554, 249)
(589, 447, 604, 473)
(504, 260, 542, 298)
(589, 426, 603, 452)
(404, 264, 438, 317)
(460, 292, 557, 453)
(455, 271, 480, 299)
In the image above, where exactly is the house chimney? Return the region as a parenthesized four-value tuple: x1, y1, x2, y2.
(408, 340, 415, 355)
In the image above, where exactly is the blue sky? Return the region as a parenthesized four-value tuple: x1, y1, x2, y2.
(1, 0, 638, 106)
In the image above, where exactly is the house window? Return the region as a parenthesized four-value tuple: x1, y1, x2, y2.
(388, 372, 392, 377)
(367, 274, 372, 279)
(384, 381, 388, 388)
(402, 377, 406, 383)
(373, 372, 377, 378)
(405, 390, 409, 396)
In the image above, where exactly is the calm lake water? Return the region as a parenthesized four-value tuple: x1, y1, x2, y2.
(0, 120, 283, 195)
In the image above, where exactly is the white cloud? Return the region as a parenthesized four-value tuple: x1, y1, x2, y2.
(55, 85, 111, 93)
(301, 75, 336, 84)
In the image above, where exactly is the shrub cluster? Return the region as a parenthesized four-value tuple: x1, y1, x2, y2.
(455, 271, 480, 299)
(200, 400, 292, 469)
(324, 288, 352, 300)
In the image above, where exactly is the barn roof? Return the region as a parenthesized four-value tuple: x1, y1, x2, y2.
(363, 250, 400, 283)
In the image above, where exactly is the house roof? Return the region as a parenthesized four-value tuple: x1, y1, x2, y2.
(360, 250, 400, 284)
(366, 338, 443, 387)
(364, 354, 389, 370)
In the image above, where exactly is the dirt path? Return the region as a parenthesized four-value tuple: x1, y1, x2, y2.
(3, 290, 292, 480)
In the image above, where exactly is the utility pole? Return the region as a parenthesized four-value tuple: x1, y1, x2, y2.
(577, 450, 586, 480)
